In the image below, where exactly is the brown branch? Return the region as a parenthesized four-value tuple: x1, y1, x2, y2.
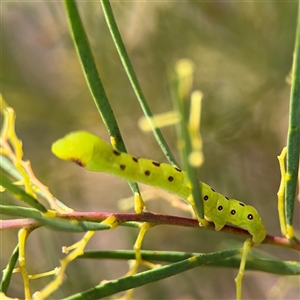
(1, 210, 299, 251)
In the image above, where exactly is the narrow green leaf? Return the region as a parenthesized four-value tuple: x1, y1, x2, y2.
(168, 63, 204, 219)
(0, 244, 19, 293)
(0, 173, 48, 213)
(62, 0, 141, 199)
(0, 155, 23, 181)
(209, 256, 300, 275)
(63, 249, 239, 300)
(286, 1, 300, 231)
(1, 205, 111, 232)
(0, 205, 44, 219)
(37, 217, 111, 232)
(100, 0, 177, 166)
(80, 250, 300, 275)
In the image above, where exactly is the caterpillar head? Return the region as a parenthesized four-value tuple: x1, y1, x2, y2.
(228, 200, 267, 245)
(52, 131, 105, 169)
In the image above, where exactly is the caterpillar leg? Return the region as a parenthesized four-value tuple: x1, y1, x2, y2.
(235, 239, 253, 300)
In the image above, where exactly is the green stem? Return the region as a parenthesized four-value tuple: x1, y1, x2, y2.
(179, 95, 204, 219)
(0, 172, 48, 213)
(63, 0, 141, 197)
(169, 64, 205, 219)
(286, 0, 300, 232)
(99, 0, 177, 165)
(63, 249, 239, 300)
(0, 245, 19, 293)
(80, 249, 300, 275)
(0, 205, 111, 232)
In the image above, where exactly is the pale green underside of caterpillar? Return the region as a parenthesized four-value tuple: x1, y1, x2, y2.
(52, 131, 267, 245)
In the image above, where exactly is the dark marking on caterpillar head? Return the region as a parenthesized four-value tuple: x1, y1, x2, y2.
(211, 187, 215, 192)
(132, 157, 139, 163)
(152, 161, 161, 167)
(248, 214, 253, 220)
(204, 195, 209, 201)
(168, 176, 174, 182)
(225, 196, 229, 200)
(231, 209, 236, 215)
(218, 205, 223, 211)
(174, 167, 182, 172)
(145, 170, 151, 176)
(113, 150, 121, 156)
(72, 159, 85, 167)
(239, 202, 245, 207)
(120, 164, 126, 170)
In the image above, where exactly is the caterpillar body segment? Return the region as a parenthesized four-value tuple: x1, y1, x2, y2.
(52, 131, 267, 245)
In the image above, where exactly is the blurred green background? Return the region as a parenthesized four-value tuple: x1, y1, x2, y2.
(1, 1, 300, 299)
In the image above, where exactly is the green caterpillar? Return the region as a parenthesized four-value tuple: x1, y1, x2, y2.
(52, 131, 267, 245)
